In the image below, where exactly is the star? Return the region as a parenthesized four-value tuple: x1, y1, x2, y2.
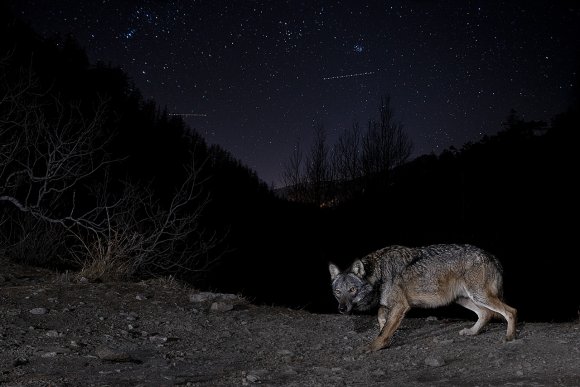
(7, 0, 579, 186)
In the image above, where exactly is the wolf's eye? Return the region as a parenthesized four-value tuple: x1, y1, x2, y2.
(334, 289, 341, 295)
(349, 287, 357, 294)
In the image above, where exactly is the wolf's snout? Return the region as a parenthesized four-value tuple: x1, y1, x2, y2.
(338, 304, 350, 314)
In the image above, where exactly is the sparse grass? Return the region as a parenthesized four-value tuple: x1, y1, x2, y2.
(140, 275, 192, 291)
(52, 270, 74, 284)
(74, 232, 135, 282)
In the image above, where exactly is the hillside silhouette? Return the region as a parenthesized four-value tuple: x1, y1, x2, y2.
(0, 6, 577, 322)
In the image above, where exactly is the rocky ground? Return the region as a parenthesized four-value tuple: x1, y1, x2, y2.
(0, 259, 578, 386)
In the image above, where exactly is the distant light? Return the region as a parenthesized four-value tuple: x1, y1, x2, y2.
(169, 113, 208, 117)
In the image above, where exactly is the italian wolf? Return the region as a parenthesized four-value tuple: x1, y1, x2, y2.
(329, 244, 517, 352)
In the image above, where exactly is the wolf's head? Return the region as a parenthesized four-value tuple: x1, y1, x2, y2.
(328, 260, 377, 314)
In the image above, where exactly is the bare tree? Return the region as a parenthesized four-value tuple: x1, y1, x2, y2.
(328, 122, 364, 202)
(281, 97, 412, 204)
(0, 64, 112, 235)
(332, 121, 362, 184)
(305, 122, 331, 206)
(0, 62, 222, 279)
(361, 96, 413, 189)
(73, 156, 224, 280)
(282, 139, 306, 202)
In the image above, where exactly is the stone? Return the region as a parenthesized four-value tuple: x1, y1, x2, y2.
(210, 302, 234, 312)
(95, 346, 133, 362)
(424, 356, 445, 367)
(13, 357, 29, 366)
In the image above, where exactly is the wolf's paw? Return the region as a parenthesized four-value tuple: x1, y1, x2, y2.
(365, 339, 388, 352)
(358, 344, 374, 354)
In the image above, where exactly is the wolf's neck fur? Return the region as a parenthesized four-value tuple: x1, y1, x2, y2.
(361, 245, 418, 287)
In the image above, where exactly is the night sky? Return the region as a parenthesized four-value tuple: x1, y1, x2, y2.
(8, 0, 579, 186)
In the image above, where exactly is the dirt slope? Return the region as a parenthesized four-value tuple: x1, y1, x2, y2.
(0, 262, 578, 386)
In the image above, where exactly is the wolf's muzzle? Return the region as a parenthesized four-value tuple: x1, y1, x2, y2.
(338, 304, 351, 314)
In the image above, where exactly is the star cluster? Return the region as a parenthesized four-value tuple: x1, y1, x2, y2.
(10, 0, 580, 185)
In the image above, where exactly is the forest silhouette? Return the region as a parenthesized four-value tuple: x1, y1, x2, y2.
(0, 7, 576, 321)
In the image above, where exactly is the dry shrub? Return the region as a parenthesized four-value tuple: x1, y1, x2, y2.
(72, 170, 223, 281)
(0, 213, 68, 267)
(74, 231, 137, 281)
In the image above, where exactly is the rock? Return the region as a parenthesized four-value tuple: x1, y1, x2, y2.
(124, 312, 139, 321)
(424, 356, 445, 367)
(426, 316, 438, 321)
(41, 352, 57, 358)
(42, 346, 70, 354)
(189, 292, 218, 303)
(244, 369, 268, 383)
(189, 291, 244, 313)
(281, 366, 297, 375)
(210, 302, 234, 312)
(13, 357, 29, 367)
(30, 307, 48, 315)
(46, 330, 60, 337)
(149, 335, 168, 344)
(189, 291, 240, 303)
(135, 294, 147, 301)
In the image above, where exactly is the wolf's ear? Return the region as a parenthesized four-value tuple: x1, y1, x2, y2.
(351, 260, 365, 278)
(328, 263, 341, 281)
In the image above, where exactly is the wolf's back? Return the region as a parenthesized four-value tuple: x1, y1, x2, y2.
(366, 244, 504, 292)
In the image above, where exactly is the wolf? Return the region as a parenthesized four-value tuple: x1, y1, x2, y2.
(329, 244, 517, 352)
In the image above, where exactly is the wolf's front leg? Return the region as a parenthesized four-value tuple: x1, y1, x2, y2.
(368, 304, 409, 352)
(377, 306, 387, 331)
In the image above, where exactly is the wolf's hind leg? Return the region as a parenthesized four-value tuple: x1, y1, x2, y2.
(471, 295, 517, 341)
(456, 297, 493, 336)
